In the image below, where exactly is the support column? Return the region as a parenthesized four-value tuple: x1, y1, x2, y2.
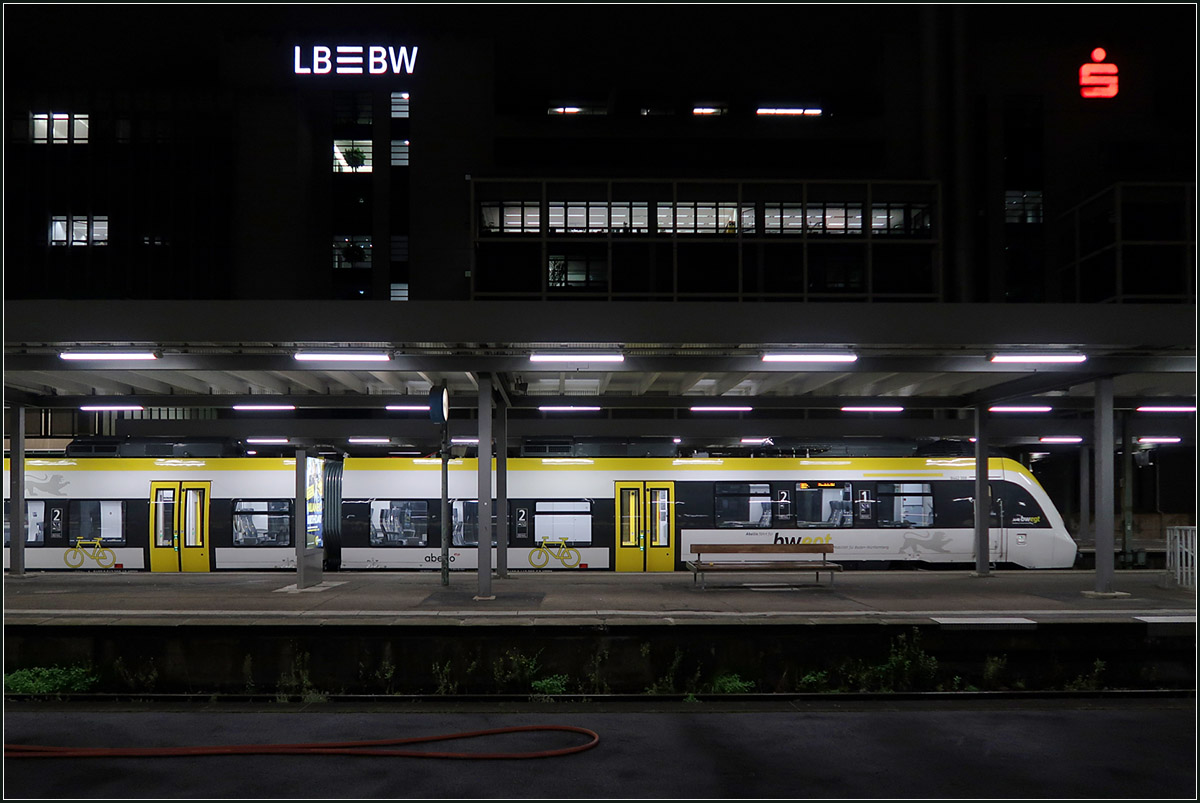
(1092, 378, 1116, 594)
(9, 406, 26, 576)
(495, 395, 508, 578)
(476, 374, 493, 599)
(1079, 445, 1091, 546)
(440, 419, 450, 587)
(1121, 412, 1134, 562)
(973, 405, 991, 576)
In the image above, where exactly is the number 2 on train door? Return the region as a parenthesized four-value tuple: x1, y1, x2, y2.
(615, 481, 675, 572)
(149, 481, 212, 572)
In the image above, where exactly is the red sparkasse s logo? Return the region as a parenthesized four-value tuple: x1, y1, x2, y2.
(1079, 47, 1118, 98)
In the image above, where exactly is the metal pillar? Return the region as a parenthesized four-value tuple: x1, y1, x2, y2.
(973, 406, 990, 575)
(476, 374, 493, 599)
(495, 395, 508, 578)
(1093, 378, 1115, 593)
(9, 406, 26, 576)
(440, 418, 450, 586)
(1121, 412, 1134, 562)
(1079, 445, 1091, 545)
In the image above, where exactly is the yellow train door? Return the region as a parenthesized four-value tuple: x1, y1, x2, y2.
(149, 481, 211, 572)
(614, 481, 675, 572)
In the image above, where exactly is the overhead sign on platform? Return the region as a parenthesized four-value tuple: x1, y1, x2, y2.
(294, 45, 418, 75)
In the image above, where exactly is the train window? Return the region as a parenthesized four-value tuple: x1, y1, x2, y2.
(534, 500, 592, 545)
(795, 481, 853, 528)
(369, 500, 427, 546)
(932, 482, 976, 528)
(876, 483, 933, 528)
(452, 500, 498, 547)
(3, 501, 46, 546)
(233, 500, 293, 547)
(992, 482, 1052, 528)
(68, 500, 125, 545)
(714, 483, 773, 528)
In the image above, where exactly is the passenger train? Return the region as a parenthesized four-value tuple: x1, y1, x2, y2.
(3, 455, 1078, 572)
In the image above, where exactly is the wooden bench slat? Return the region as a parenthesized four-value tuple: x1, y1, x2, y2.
(687, 561, 842, 571)
(692, 543, 832, 554)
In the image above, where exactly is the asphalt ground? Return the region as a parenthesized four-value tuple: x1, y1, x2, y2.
(3, 696, 1196, 799)
(3, 567, 1196, 628)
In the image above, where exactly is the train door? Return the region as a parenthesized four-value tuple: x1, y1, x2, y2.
(149, 481, 211, 572)
(614, 481, 675, 572)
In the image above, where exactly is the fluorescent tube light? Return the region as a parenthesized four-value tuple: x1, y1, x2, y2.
(60, 351, 158, 361)
(451, 437, 479, 444)
(762, 353, 857, 363)
(529, 353, 624, 363)
(988, 406, 1053, 413)
(538, 406, 601, 412)
(756, 108, 822, 116)
(842, 406, 904, 412)
(79, 404, 144, 411)
(1039, 436, 1083, 443)
(690, 406, 753, 412)
(740, 437, 771, 444)
(990, 354, 1087, 364)
(233, 404, 296, 411)
(385, 405, 431, 411)
(349, 437, 390, 444)
(246, 438, 289, 444)
(1138, 437, 1182, 444)
(293, 351, 391, 362)
(1136, 406, 1196, 412)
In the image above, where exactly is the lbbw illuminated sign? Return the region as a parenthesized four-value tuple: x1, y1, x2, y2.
(294, 45, 418, 75)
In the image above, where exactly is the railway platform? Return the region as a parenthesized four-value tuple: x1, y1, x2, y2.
(2, 566, 1195, 627)
(5, 568, 1195, 698)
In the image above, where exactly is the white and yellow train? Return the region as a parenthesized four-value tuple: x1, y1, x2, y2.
(3, 455, 1078, 572)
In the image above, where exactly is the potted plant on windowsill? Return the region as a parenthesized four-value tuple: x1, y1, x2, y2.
(343, 147, 366, 170)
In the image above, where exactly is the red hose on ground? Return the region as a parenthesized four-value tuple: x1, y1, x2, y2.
(5, 724, 600, 760)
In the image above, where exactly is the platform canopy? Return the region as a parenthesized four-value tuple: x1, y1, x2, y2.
(4, 300, 1195, 455)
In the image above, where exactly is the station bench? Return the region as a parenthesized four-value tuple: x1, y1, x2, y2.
(686, 543, 841, 589)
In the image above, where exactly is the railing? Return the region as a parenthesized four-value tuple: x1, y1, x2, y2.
(1165, 526, 1196, 589)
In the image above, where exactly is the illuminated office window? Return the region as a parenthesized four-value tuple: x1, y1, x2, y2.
(31, 112, 88, 144)
(390, 92, 410, 118)
(50, 215, 107, 246)
(656, 202, 746, 234)
(481, 201, 540, 233)
(390, 139, 410, 166)
(333, 139, 372, 173)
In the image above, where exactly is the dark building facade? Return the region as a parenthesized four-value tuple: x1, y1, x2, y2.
(3, 4, 1196, 539)
(5, 5, 1194, 304)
